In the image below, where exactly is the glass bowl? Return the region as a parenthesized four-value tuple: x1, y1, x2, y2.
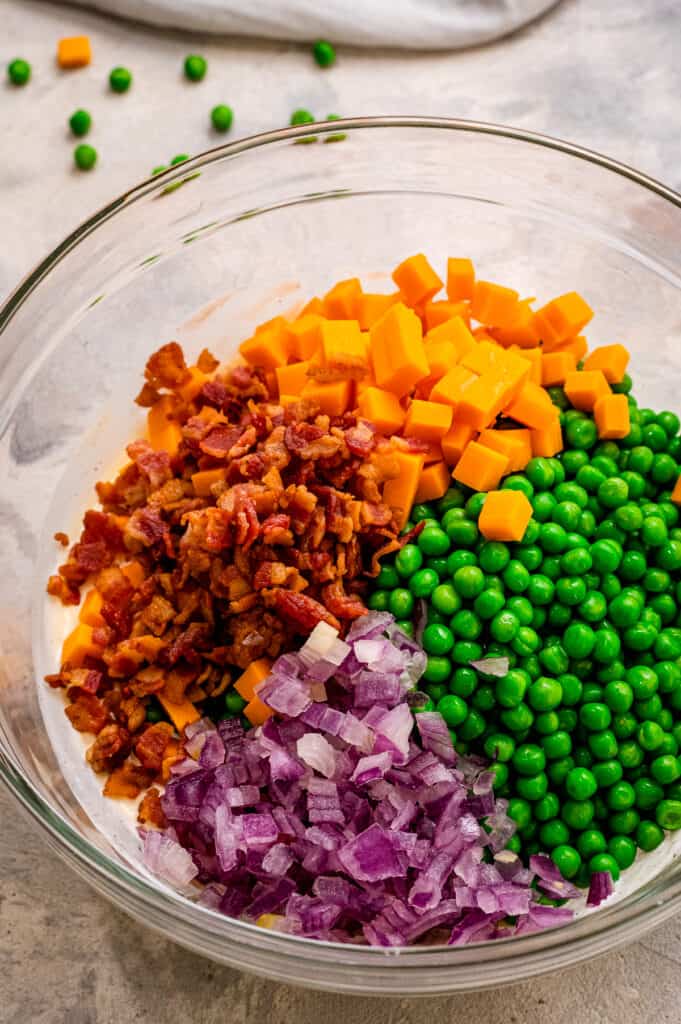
(2, 117, 681, 997)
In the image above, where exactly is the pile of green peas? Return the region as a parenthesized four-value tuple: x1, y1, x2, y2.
(369, 376, 681, 886)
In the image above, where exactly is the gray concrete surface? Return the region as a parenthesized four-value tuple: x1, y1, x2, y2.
(2, 0, 681, 1020)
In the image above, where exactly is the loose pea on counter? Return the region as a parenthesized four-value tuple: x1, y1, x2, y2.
(371, 383, 681, 888)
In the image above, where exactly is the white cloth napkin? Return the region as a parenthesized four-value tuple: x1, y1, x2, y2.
(76, 0, 559, 49)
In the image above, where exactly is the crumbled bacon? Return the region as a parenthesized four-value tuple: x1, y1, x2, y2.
(49, 339, 401, 805)
(137, 786, 167, 827)
(54, 531, 69, 547)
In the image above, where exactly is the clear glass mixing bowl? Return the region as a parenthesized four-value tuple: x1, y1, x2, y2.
(2, 118, 681, 996)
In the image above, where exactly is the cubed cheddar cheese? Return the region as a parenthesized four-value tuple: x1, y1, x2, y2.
(239, 317, 289, 369)
(542, 350, 577, 387)
(121, 560, 147, 588)
(296, 297, 324, 319)
(392, 254, 443, 307)
(275, 360, 311, 396)
(370, 303, 429, 397)
(425, 315, 476, 360)
(323, 277, 362, 319)
(453, 441, 510, 491)
(403, 399, 453, 441)
(423, 300, 469, 331)
(583, 344, 630, 384)
(148, 395, 183, 456)
(470, 281, 520, 328)
(244, 696, 274, 727)
(505, 381, 557, 430)
(79, 588, 105, 628)
(489, 300, 540, 349)
(564, 369, 611, 411)
(357, 387, 406, 434)
(430, 365, 478, 408)
(287, 314, 324, 360)
(446, 258, 475, 302)
(357, 292, 400, 330)
(191, 467, 229, 496)
(515, 346, 542, 384)
(383, 451, 425, 529)
(460, 341, 506, 376)
(534, 292, 593, 351)
(671, 474, 681, 505)
(479, 490, 533, 542)
(554, 334, 588, 362)
(177, 366, 210, 402)
(423, 339, 459, 383)
(456, 373, 512, 431)
(441, 422, 477, 466)
(300, 378, 353, 416)
(61, 623, 103, 668)
(594, 393, 631, 439)
(414, 461, 451, 503)
(530, 416, 564, 457)
(478, 428, 532, 474)
(236, 658, 272, 701)
(158, 694, 200, 732)
(57, 35, 92, 68)
(316, 320, 368, 380)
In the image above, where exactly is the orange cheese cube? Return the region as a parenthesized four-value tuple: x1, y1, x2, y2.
(196, 405, 224, 424)
(453, 442, 510, 491)
(240, 318, 289, 369)
(441, 422, 477, 466)
(554, 334, 589, 362)
(57, 35, 91, 69)
(297, 297, 324, 319)
(415, 461, 451, 503)
(456, 373, 513, 431)
(505, 381, 557, 430)
(478, 428, 532, 474)
(594, 393, 631, 439)
(470, 281, 520, 328)
(79, 589, 105, 628)
(383, 451, 425, 529)
(147, 395, 183, 456)
(316, 320, 368, 380)
(515, 346, 542, 385)
(177, 366, 210, 402)
(244, 696, 274, 727)
(191, 467, 229, 496)
(430, 365, 478, 408)
(530, 416, 564, 457)
(425, 315, 476, 360)
(446, 258, 475, 301)
(323, 277, 362, 319)
(392, 254, 443, 307)
(236, 658, 272, 701)
(370, 303, 429, 397)
(489, 300, 540, 349)
(300, 378, 353, 416)
(479, 490, 533, 542)
(158, 694, 200, 732)
(423, 339, 459, 383)
(671, 474, 681, 505)
(403, 399, 453, 441)
(61, 623, 102, 668)
(460, 341, 506, 376)
(357, 292, 400, 330)
(583, 344, 630, 384)
(287, 314, 324, 360)
(564, 369, 611, 411)
(121, 560, 147, 588)
(275, 360, 311, 396)
(542, 350, 577, 387)
(534, 292, 593, 351)
(357, 386, 406, 434)
(423, 300, 469, 331)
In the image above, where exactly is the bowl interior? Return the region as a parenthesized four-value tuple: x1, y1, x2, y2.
(3, 120, 681, 993)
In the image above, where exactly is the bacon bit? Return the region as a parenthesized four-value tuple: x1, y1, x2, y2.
(65, 693, 108, 734)
(144, 342, 190, 390)
(104, 762, 154, 799)
(127, 440, 173, 490)
(322, 580, 367, 620)
(135, 382, 161, 408)
(125, 507, 171, 551)
(134, 722, 174, 772)
(345, 421, 376, 457)
(46, 574, 79, 604)
(200, 424, 244, 459)
(130, 665, 166, 697)
(54, 531, 69, 547)
(66, 669, 103, 695)
(361, 502, 393, 527)
(87, 723, 132, 773)
(197, 348, 219, 373)
(274, 590, 340, 633)
(261, 513, 293, 546)
(137, 786, 167, 827)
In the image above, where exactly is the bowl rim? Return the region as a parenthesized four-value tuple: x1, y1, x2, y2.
(3, 115, 681, 986)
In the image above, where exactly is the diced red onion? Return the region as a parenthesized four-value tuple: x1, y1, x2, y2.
(587, 870, 614, 907)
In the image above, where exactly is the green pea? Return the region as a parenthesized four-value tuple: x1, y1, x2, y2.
(450, 610, 482, 640)
(562, 799, 595, 830)
(422, 656, 451, 685)
(563, 622, 596, 658)
(511, 626, 541, 657)
(512, 743, 546, 776)
(650, 755, 681, 785)
(592, 759, 623, 788)
(561, 449, 589, 475)
(608, 835, 637, 869)
(604, 681, 633, 713)
(502, 560, 531, 593)
(636, 819, 665, 851)
(452, 640, 482, 664)
(452, 565, 485, 598)
(211, 104, 234, 132)
(516, 545, 543, 571)
(74, 144, 97, 171)
(547, 604, 572, 630)
(539, 819, 570, 849)
(490, 610, 520, 643)
(577, 829, 607, 859)
(576, 464, 607, 493)
(501, 702, 534, 733)
(388, 588, 414, 619)
(541, 730, 572, 760)
(418, 526, 451, 557)
(505, 596, 534, 626)
(592, 629, 621, 663)
(395, 544, 423, 577)
(559, 673, 583, 706)
(642, 422, 669, 452)
(614, 502, 644, 532)
(422, 623, 454, 656)
(580, 702, 612, 731)
(588, 729, 618, 761)
(565, 417, 598, 450)
(436, 694, 468, 727)
(109, 66, 133, 93)
(458, 708, 486, 741)
(516, 772, 549, 801)
(445, 518, 479, 547)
